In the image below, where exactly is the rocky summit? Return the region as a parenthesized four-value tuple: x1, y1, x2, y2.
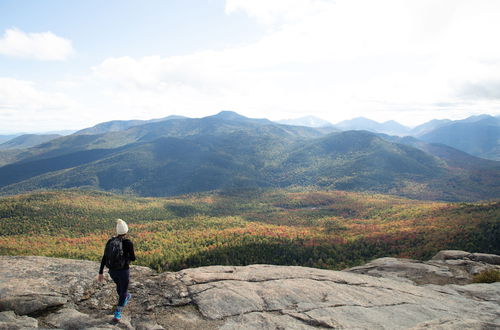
(0, 251, 499, 329)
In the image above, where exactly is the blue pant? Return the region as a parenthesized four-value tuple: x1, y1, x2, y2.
(109, 268, 129, 307)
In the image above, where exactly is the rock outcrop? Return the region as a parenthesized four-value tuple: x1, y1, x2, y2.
(346, 250, 500, 285)
(0, 252, 499, 329)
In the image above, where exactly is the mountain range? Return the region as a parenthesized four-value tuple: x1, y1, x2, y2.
(3, 113, 498, 160)
(280, 114, 500, 160)
(333, 117, 411, 136)
(73, 115, 187, 135)
(418, 115, 500, 160)
(0, 134, 20, 144)
(0, 134, 62, 151)
(0, 111, 498, 201)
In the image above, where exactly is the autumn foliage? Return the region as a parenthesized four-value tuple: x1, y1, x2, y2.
(0, 189, 498, 272)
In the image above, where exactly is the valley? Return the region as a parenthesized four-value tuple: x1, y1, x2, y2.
(0, 112, 498, 273)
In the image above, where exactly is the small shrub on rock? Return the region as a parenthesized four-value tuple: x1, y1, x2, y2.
(472, 269, 500, 283)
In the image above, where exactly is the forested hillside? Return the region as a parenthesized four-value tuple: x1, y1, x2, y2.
(0, 112, 498, 201)
(0, 189, 498, 271)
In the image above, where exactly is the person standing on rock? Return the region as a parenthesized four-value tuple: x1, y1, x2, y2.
(98, 219, 136, 322)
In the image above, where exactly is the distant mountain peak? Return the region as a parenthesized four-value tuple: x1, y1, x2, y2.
(74, 115, 187, 135)
(460, 114, 498, 124)
(411, 119, 452, 136)
(276, 116, 333, 128)
(418, 115, 500, 160)
(212, 110, 248, 120)
(0, 134, 61, 151)
(351, 116, 376, 122)
(334, 117, 410, 136)
(209, 111, 272, 125)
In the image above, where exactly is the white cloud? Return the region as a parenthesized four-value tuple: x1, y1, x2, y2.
(0, 78, 69, 110)
(0, 28, 73, 61)
(0, 77, 84, 132)
(458, 80, 500, 100)
(5, 0, 500, 135)
(63, 0, 500, 127)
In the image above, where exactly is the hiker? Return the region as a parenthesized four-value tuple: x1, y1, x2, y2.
(98, 219, 136, 322)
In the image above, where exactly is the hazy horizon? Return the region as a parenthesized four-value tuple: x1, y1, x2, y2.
(1, 111, 498, 135)
(1, 0, 500, 133)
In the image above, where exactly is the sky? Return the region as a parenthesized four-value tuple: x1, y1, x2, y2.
(1, 0, 500, 133)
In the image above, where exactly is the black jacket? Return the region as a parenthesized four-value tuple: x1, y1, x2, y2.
(99, 236, 136, 274)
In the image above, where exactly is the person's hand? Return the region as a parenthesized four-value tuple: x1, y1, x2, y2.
(97, 274, 104, 283)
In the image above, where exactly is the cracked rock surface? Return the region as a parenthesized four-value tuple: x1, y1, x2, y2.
(0, 253, 499, 329)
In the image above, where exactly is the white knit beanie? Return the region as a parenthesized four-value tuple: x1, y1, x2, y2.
(116, 219, 128, 235)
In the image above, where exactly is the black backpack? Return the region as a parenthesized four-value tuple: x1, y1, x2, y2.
(105, 237, 127, 269)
